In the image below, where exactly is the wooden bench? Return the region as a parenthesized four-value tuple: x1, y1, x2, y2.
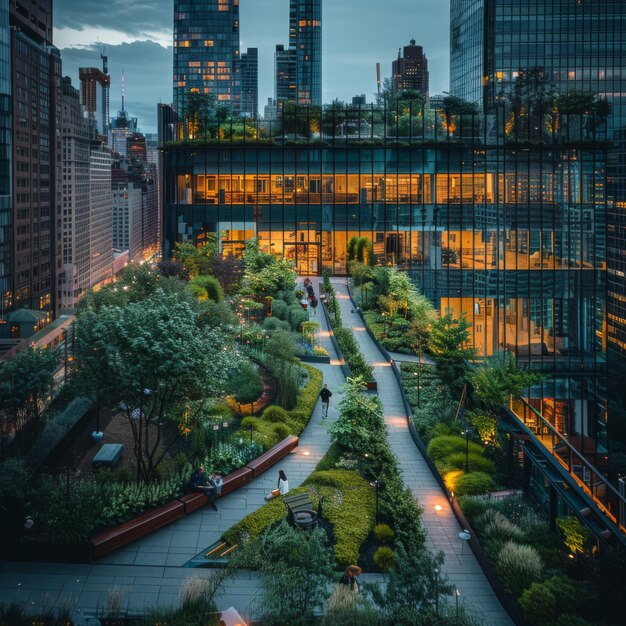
(246, 435, 299, 478)
(90, 500, 185, 559)
(92, 443, 123, 468)
(178, 467, 254, 514)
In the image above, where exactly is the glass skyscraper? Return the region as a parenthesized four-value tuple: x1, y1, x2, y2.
(275, 0, 322, 108)
(240, 47, 258, 119)
(450, 0, 626, 478)
(173, 0, 240, 116)
(0, 0, 10, 318)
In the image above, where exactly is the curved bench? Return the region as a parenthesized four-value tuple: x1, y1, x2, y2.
(89, 435, 299, 559)
(91, 500, 185, 559)
(245, 435, 298, 477)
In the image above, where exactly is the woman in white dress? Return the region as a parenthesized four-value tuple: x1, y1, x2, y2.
(278, 470, 289, 495)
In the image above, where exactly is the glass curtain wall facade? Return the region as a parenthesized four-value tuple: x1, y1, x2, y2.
(164, 108, 607, 450)
(0, 0, 10, 318)
(173, 0, 240, 115)
(450, 0, 626, 477)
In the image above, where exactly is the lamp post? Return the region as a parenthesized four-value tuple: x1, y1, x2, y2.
(248, 423, 254, 448)
(370, 479, 380, 524)
(455, 587, 460, 625)
(382, 312, 387, 336)
(464, 427, 470, 473)
(434, 568, 440, 616)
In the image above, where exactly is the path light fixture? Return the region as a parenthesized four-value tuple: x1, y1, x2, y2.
(458, 529, 471, 554)
(455, 587, 461, 624)
(464, 427, 470, 472)
(370, 479, 381, 523)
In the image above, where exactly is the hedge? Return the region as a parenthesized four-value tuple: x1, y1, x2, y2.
(426, 435, 486, 465)
(223, 469, 375, 568)
(333, 327, 374, 380)
(234, 363, 322, 449)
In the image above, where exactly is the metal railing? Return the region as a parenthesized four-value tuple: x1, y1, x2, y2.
(510, 397, 626, 536)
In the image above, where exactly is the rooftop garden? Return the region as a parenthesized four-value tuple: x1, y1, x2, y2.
(0, 237, 323, 552)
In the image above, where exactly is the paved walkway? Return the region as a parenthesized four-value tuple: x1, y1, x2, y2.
(0, 281, 349, 621)
(334, 280, 512, 625)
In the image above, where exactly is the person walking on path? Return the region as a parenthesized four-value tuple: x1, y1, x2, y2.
(320, 384, 332, 417)
(339, 565, 361, 592)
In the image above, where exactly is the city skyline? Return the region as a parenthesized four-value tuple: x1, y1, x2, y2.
(56, 0, 451, 132)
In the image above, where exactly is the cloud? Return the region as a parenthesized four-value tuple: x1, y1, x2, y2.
(55, 0, 171, 38)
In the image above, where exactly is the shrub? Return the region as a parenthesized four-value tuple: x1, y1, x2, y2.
(478, 509, 523, 542)
(189, 275, 224, 303)
(240, 416, 261, 431)
(271, 299, 288, 320)
(288, 304, 309, 331)
(457, 495, 488, 523)
(557, 515, 588, 556)
(265, 329, 298, 360)
(262, 406, 289, 423)
(263, 316, 291, 332)
(496, 541, 543, 597)
(373, 546, 397, 571)
(427, 435, 486, 465)
(272, 423, 291, 441)
(453, 471, 496, 497)
(374, 523, 395, 544)
(518, 581, 556, 625)
(446, 452, 495, 475)
(333, 327, 374, 380)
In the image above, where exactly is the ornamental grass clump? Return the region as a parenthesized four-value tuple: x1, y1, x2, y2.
(496, 540, 544, 597)
(478, 510, 523, 543)
(373, 546, 397, 572)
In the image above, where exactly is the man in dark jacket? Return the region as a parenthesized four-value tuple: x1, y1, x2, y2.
(320, 384, 332, 418)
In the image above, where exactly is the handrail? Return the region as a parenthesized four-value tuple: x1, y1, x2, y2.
(511, 396, 626, 531)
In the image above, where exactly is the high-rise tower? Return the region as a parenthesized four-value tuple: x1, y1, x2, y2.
(392, 39, 429, 101)
(79, 53, 111, 140)
(173, 0, 240, 116)
(8, 0, 61, 320)
(276, 0, 322, 108)
(240, 47, 258, 119)
(0, 0, 11, 320)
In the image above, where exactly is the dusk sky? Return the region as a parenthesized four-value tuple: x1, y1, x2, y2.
(56, 0, 451, 133)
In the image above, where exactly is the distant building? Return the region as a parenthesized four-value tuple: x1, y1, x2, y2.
(112, 184, 142, 258)
(275, 0, 322, 107)
(79, 61, 110, 140)
(392, 39, 429, 100)
(275, 45, 296, 106)
(173, 0, 240, 116)
(264, 98, 278, 121)
(110, 108, 138, 159)
(240, 48, 258, 119)
(59, 77, 112, 308)
(352, 95, 367, 106)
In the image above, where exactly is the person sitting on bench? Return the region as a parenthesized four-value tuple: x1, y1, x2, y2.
(191, 466, 219, 511)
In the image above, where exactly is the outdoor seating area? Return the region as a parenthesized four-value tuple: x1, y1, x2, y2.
(283, 493, 318, 528)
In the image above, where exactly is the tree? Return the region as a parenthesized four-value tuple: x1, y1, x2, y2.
(0, 348, 57, 447)
(73, 290, 240, 482)
(172, 239, 217, 278)
(242, 521, 335, 626)
(209, 254, 244, 294)
(229, 363, 264, 413)
(469, 352, 543, 412)
(369, 545, 453, 625)
(429, 312, 475, 387)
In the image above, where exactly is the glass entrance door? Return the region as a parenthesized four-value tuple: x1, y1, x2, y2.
(284, 243, 321, 276)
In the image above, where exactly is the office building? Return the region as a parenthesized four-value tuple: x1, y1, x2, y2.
(352, 95, 367, 106)
(449, 0, 626, 480)
(0, 0, 10, 321)
(59, 77, 112, 308)
(275, 45, 296, 106)
(392, 40, 429, 100)
(173, 0, 240, 116)
(264, 98, 278, 121)
(88, 141, 113, 289)
(79, 60, 110, 139)
(240, 47, 258, 119)
(112, 183, 142, 258)
(60, 77, 91, 308)
(275, 0, 322, 108)
(9, 0, 61, 321)
(290, 0, 322, 106)
(162, 102, 623, 540)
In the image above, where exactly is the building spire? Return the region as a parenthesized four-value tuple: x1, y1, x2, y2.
(121, 70, 125, 112)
